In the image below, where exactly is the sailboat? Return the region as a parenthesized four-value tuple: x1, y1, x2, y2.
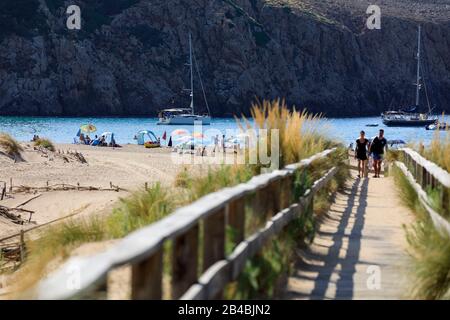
(157, 33, 211, 125)
(381, 26, 438, 127)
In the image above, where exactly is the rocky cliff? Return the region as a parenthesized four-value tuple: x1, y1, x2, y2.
(0, 0, 449, 117)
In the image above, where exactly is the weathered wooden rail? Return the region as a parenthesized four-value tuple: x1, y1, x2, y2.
(395, 148, 450, 236)
(34, 148, 339, 300)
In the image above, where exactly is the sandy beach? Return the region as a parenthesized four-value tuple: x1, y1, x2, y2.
(0, 143, 187, 241)
(0, 140, 229, 298)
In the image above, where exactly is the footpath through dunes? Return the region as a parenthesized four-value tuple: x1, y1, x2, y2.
(285, 161, 414, 300)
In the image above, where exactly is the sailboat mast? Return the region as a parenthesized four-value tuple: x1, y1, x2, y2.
(415, 25, 421, 108)
(189, 33, 194, 115)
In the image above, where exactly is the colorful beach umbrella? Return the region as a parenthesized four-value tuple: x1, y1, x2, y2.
(192, 132, 204, 138)
(80, 124, 97, 133)
(172, 129, 189, 136)
(175, 135, 193, 143)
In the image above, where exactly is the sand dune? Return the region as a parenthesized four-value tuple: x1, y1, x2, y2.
(0, 143, 185, 240)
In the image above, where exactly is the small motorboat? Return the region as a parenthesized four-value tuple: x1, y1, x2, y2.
(387, 139, 406, 147)
(425, 122, 448, 131)
(366, 124, 379, 127)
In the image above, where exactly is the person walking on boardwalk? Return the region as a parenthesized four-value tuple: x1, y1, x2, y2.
(355, 130, 369, 178)
(370, 129, 388, 178)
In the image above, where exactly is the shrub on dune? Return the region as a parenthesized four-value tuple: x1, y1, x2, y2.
(34, 138, 55, 152)
(0, 133, 23, 158)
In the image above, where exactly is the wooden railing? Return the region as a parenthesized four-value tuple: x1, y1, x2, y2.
(395, 148, 450, 236)
(34, 148, 339, 300)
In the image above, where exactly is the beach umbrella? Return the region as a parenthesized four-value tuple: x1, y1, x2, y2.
(172, 129, 189, 136)
(175, 135, 193, 143)
(80, 124, 97, 133)
(192, 132, 204, 138)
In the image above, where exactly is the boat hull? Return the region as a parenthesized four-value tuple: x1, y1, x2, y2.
(157, 115, 211, 125)
(382, 119, 436, 127)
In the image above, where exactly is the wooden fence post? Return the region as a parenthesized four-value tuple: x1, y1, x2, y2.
(254, 185, 273, 220)
(422, 166, 428, 190)
(19, 230, 25, 263)
(227, 198, 246, 249)
(131, 249, 163, 300)
(442, 187, 449, 214)
(431, 175, 437, 189)
(280, 176, 290, 209)
(84, 279, 108, 299)
(171, 225, 199, 299)
(1, 182, 6, 200)
(203, 208, 225, 271)
(203, 208, 226, 299)
(268, 179, 281, 216)
(415, 163, 421, 186)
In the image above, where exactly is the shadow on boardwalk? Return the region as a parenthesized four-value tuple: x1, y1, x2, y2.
(284, 172, 412, 300)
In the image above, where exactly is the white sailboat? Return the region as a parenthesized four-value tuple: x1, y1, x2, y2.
(381, 25, 438, 127)
(157, 33, 211, 125)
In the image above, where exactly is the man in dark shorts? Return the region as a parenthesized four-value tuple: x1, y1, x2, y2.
(370, 129, 388, 178)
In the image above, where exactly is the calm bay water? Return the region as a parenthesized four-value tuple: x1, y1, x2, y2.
(0, 115, 448, 146)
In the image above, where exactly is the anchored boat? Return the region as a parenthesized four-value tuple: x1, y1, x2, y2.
(381, 26, 438, 127)
(157, 33, 211, 125)
(425, 122, 448, 131)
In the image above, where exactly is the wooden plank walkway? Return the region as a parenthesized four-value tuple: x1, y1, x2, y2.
(284, 165, 414, 300)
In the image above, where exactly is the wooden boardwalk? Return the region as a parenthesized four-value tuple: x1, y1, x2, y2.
(284, 166, 414, 300)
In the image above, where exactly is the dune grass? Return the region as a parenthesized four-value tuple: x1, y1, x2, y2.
(9, 99, 347, 298)
(417, 130, 450, 172)
(237, 99, 335, 169)
(392, 165, 450, 299)
(106, 183, 176, 238)
(0, 133, 23, 158)
(34, 138, 55, 152)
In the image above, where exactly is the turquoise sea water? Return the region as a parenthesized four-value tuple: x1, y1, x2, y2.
(0, 116, 448, 146)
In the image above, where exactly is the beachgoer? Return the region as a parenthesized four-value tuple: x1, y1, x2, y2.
(369, 129, 388, 178)
(85, 135, 91, 145)
(222, 134, 226, 153)
(168, 136, 173, 147)
(99, 135, 106, 146)
(90, 135, 98, 145)
(213, 135, 219, 153)
(355, 131, 369, 178)
(79, 133, 86, 144)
